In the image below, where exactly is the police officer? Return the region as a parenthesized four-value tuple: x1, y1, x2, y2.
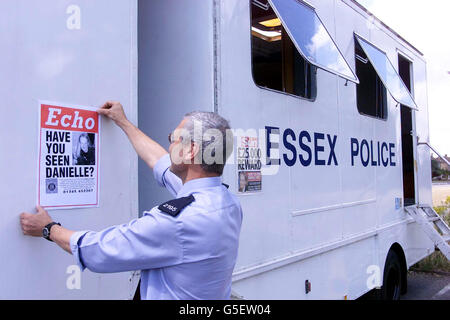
(19, 101, 243, 300)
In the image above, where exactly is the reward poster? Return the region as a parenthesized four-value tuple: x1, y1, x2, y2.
(38, 102, 100, 209)
(237, 135, 262, 193)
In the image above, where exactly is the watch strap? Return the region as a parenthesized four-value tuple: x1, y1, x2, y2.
(43, 222, 61, 242)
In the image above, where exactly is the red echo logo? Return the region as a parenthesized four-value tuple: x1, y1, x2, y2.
(41, 104, 98, 133)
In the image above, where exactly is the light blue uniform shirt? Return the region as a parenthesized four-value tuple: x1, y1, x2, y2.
(70, 154, 243, 300)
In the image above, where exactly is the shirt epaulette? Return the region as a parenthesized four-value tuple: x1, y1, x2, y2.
(158, 194, 195, 217)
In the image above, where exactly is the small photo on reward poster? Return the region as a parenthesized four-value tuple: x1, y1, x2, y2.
(37, 102, 101, 210)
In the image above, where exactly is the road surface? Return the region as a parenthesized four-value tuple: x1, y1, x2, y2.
(402, 271, 450, 300)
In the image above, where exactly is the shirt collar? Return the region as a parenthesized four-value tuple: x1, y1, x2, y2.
(177, 176, 222, 197)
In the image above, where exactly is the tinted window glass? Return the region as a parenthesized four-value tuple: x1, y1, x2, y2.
(355, 40, 387, 119)
(268, 0, 358, 83)
(251, 1, 316, 99)
(355, 35, 417, 110)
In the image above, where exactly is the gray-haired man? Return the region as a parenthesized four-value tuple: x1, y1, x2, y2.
(20, 101, 243, 300)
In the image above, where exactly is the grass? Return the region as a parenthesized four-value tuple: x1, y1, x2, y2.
(411, 196, 450, 273)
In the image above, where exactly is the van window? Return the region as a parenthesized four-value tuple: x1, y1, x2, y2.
(251, 1, 317, 99)
(355, 39, 388, 119)
(355, 35, 418, 110)
(267, 0, 358, 83)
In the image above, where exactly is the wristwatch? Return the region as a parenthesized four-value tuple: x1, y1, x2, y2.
(42, 222, 61, 242)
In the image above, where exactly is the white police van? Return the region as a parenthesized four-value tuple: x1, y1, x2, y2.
(1, 0, 448, 299)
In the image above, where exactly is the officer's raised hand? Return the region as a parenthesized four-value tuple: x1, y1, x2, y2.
(97, 101, 168, 169)
(97, 101, 129, 128)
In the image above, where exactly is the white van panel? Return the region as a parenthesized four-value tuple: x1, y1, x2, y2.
(0, 0, 138, 299)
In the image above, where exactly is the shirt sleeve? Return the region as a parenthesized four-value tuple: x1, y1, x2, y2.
(69, 209, 184, 273)
(153, 153, 183, 197)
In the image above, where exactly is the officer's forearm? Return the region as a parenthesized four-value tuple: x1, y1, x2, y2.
(49, 225, 75, 254)
(119, 120, 168, 169)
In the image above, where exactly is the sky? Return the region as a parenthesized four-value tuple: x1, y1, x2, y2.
(357, 0, 450, 157)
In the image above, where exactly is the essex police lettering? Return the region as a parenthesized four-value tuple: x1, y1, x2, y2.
(350, 138, 396, 167)
(265, 126, 396, 168)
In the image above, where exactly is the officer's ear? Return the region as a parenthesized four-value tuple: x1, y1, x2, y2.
(187, 141, 202, 165)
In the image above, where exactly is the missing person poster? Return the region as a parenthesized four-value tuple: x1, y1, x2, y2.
(237, 135, 262, 193)
(37, 102, 100, 209)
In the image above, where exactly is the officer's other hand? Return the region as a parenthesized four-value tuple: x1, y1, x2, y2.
(97, 101, 129, 128)
(20, 206, 53, 237)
